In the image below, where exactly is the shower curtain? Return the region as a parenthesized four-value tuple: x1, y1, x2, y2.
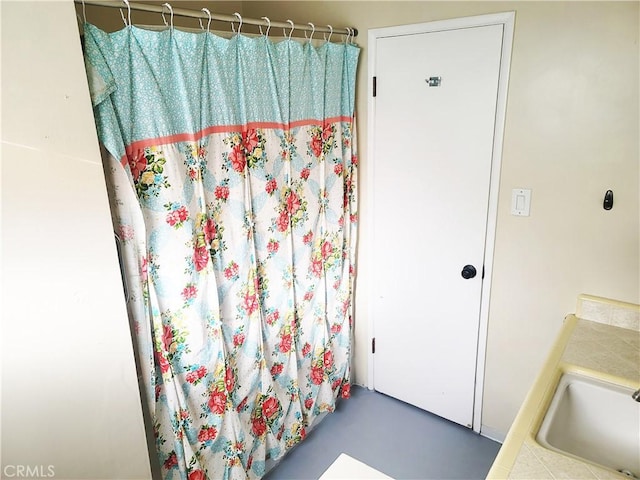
(83, 22, 359, 480)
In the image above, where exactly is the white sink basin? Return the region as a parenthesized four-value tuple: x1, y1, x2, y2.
(536, 372, 640, 477)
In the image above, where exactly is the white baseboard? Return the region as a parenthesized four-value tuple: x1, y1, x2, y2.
(480, 425, 506, 444)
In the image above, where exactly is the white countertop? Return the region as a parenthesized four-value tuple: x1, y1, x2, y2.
(487, 308, 640, 480)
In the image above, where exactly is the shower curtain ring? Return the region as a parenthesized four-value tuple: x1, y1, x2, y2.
(80, 0, 87, 23)
(199, 7, 212, 32)
(233, 12, 242, 34)
(286, 19, 294, 40)
(345, 27, 353, 44)
(120, 0, 131, 27)
(324, 25, 333, 43)
(162, 3, 173, 29)
(259, 16, 271, 37)
(161, 5, 168, 26)
(306, 23, 315, 42)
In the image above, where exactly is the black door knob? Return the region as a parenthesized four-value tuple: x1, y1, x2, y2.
(461, 265, 477, 279)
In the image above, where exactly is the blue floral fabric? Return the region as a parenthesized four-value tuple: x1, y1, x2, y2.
(84, 23, 359, 479)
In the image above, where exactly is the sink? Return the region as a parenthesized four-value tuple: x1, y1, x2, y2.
(536, 372, 640, 477)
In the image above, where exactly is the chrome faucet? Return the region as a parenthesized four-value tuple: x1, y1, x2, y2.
(633, 388, 640, 402)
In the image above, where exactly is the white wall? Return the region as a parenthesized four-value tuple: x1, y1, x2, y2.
(1, 1, 152, 478)
(242, 0, 640, 439)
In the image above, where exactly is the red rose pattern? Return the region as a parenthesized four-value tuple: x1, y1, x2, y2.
(243, 129, 259, 151)
(128, 150, 147, 180)
(243, 291, 258, 315)
(285, 191, 301, 215)
(323, 351, 334, 369)
(266, 310, 280, 326)
(341, 383, 351, 399)
(262, 396, 279, 420)
(276, 210, 289, 232)
(126, 125, 356, 476)
(163, 452, 178, 470)
(225, 367, 235, 392)
(166, 206, 189, 227)
(182, 284, 197, 301)
(303, 231, 313, 245)
(197, 426, 217, 443)
(252, 416, 266, 437)
(157, 352, 170, 374)
(208, 390, 226, 414)
(321, 241, 332, 260)
(310, 366, 324, 385)
(162, 325, 173, 350)
(310, 258, 323, 277)
(310, 135, 322, 157)
(224, 261, 239, 280)
(186, 366, 207, 384)
(233, 333, 245, 347)
(270, 363, 283, 377)
(279, 334, 292, 353)
(188, 470, 206, 480)
(204, 219, 217, 244)
(267, 239, 279, 254)
(321, 124, 332, 140)
(229, 144, 246, 173)
(214, 185, 229, 200)
(193, 245, 209, 271)
(265, 178, 277, 194)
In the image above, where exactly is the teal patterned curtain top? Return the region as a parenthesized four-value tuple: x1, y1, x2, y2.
(83, 24, 359, 164)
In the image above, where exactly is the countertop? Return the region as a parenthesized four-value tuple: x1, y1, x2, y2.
(487, 302, 640, 480)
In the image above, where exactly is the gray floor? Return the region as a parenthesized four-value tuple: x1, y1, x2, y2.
(265, 386, 502, 480)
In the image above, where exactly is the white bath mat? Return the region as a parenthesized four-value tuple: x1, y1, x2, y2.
(319, 453, 394, 479)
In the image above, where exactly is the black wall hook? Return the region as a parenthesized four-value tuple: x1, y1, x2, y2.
(603, 190, 614, 210)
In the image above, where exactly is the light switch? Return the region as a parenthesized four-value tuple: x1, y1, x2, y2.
(511, 188, 531, 216)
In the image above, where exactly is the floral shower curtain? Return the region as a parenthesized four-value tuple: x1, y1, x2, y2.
(83, 22, 359, 480)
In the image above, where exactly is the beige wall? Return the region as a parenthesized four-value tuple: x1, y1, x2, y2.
(242, 1, 640, 438)
(1, 1, 152, 478)
(80, 0, 245, 32)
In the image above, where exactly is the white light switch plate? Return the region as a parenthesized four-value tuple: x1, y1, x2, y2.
(511, 188, 531, 216)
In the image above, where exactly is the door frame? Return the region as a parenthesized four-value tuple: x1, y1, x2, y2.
(366, 12, 515, 434)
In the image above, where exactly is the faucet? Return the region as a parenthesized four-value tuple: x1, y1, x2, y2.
(633, 388, 640, 402)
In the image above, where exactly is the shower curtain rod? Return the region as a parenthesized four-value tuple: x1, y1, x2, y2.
(74, 0, 358, 38)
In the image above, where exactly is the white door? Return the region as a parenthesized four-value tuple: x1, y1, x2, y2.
(371, 23, 505, 428)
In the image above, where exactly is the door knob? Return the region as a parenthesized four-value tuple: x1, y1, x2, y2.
(461, 265, 477, 279)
